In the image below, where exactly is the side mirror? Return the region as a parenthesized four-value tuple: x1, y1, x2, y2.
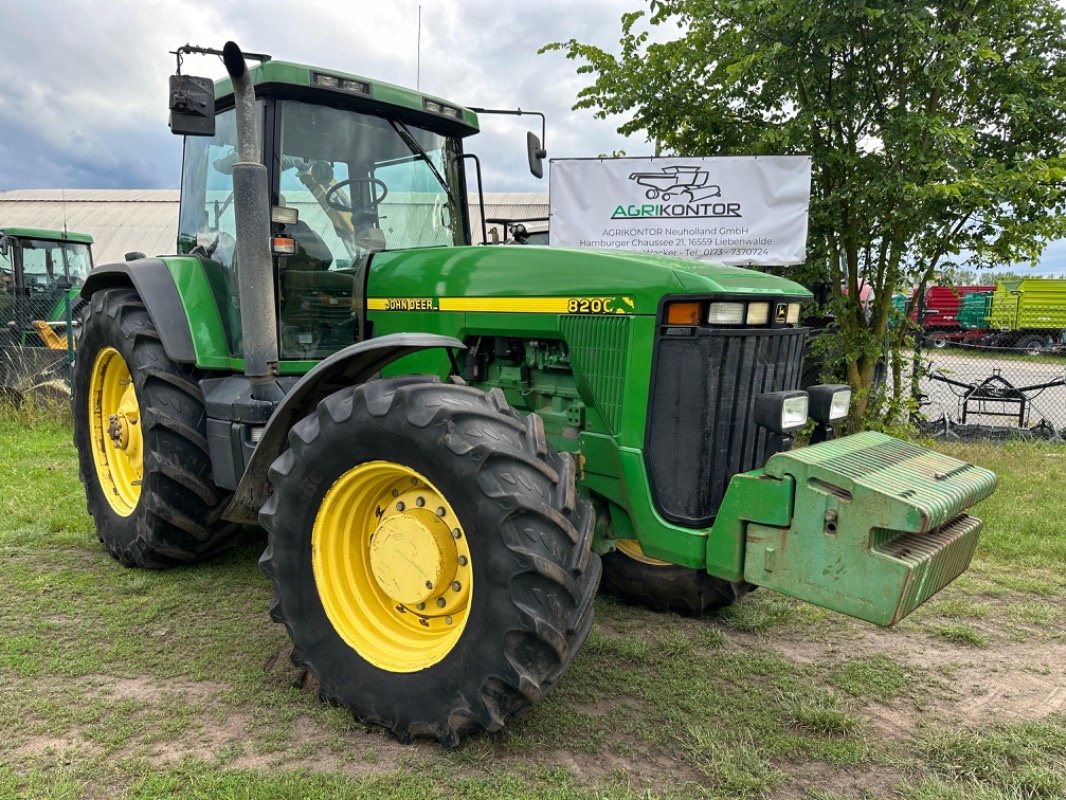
(0, 236, 9, 257)
(169, 75, 216, 136)
(527, 131, 546, 179)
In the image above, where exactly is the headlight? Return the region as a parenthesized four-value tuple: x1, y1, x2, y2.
(707, 302, 745, 325)
(807, 384, 852, 423)
(746, 302, 770, 325)
(754, 391, 809, 434)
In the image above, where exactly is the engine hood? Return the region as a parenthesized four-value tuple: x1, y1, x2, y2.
(367, 246, 811, 315)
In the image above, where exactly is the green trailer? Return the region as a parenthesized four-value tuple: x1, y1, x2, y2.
(956, 278, 1066, 354)
(71, 43, 996, 745)
(0, 227, 94, 397)
(986, 278, 1066, 353)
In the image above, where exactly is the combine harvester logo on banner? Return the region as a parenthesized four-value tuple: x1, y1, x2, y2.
(551, 155, 811, 266)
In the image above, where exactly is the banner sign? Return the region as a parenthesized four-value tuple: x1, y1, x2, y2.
(549, 156, 811, 266)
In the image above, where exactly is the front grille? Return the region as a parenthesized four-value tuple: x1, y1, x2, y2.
(645, 327, 807, 527)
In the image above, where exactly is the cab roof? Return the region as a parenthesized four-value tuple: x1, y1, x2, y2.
(212, 59, 480, 138)
(0, 227, 94, 244)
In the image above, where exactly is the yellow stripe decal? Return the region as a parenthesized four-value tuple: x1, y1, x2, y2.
(367, 296, 636, 314)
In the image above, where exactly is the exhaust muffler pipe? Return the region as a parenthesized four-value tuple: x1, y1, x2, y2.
(222, 41, 280, 401)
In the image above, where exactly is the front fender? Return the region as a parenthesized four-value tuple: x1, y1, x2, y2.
(223, 333, 465, 524)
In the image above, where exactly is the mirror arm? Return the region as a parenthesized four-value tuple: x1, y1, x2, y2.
(468, 107, 546, 153)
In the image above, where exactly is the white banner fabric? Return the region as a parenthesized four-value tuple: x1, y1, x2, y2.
(549, 156, 811, 266)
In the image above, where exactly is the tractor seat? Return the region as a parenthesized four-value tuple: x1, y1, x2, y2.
(285, 220, 333, 271)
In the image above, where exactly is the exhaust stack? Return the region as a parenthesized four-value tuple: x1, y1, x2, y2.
(222, 41, 279, 400)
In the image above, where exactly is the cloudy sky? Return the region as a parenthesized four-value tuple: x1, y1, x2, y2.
(0, 0, 1061, 272)
(0, 0, 644, 193)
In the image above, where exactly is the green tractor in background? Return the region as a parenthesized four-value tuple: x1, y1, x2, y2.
(73, 43, 996, 745)
(0, 227, 93, 400)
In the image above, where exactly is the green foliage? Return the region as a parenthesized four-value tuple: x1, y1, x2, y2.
(543, 0, 1066, 425)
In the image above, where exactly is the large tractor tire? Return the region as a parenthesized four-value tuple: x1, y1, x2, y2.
(259, 378, 601, 746)
(73, 288, 236, 568)
(600, 539, 745, 616)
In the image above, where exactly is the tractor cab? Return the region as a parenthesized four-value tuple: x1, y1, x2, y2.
(174, 57, 479, 360)
(0, 228, 93, 346)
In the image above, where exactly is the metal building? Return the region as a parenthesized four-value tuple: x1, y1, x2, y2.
(0, 189, 549, 266)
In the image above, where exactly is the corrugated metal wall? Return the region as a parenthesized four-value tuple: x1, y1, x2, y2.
(0, 189, 549, 265)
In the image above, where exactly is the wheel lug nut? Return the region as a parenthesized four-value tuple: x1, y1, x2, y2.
(436, 507, 446, 517)
(391, 489, 399, 497)
(425, 580, 433, 590)
(436, 597, 446, 608)
(396, 501, 405, 511)
(417, 602, 425, 610)
(410, 477, 418, 485)
(445, 616, 453, 625)
(452, 528, 461, 539)
(458, 556, 468, 566)
(451, 581, 461, 592)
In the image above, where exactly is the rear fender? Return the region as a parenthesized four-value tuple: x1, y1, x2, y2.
(81, 260, 196, 363)
(223, 333, 465, 524)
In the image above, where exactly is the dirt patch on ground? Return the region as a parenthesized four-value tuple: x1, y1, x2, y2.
(13, 733, 101, 761)
(777, 763, 907, 800)
(14, 668, 415, 779)
(757, 622, 1066, 730)
(82, 674, 227, 704)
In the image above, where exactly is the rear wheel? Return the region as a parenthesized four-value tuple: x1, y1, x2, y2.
(259, 378, 601, 745)
(600, 539, 744, 615)
(73, 288, 236, 567)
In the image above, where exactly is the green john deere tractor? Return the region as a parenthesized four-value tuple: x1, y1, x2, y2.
(73, 42, 996, 745)
(0, 227, 93, 399)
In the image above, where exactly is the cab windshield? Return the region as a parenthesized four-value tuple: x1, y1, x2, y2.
(19, 239, 93, 289)
(277, 99, 466, 270)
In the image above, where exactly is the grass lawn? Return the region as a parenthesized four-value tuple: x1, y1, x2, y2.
(0, 405, 1063, 799)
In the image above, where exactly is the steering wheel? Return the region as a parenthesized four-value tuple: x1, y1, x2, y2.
(325, 177, 388, 213)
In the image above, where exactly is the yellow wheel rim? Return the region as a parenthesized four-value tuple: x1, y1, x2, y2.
(88, 347, 143, 516)
(312, 461, 472, 672)
(616, 538, 672, 566)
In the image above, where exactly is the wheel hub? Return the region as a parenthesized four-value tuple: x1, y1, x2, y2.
(107, 414, 129, 449)
(369, 509, 457, 605)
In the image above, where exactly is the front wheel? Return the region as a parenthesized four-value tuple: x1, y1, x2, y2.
(259, 378, 600, 745)
(600, 539, 745, 615)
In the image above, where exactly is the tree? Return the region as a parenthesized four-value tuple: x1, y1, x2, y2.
(544, 0, 1066, 423)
